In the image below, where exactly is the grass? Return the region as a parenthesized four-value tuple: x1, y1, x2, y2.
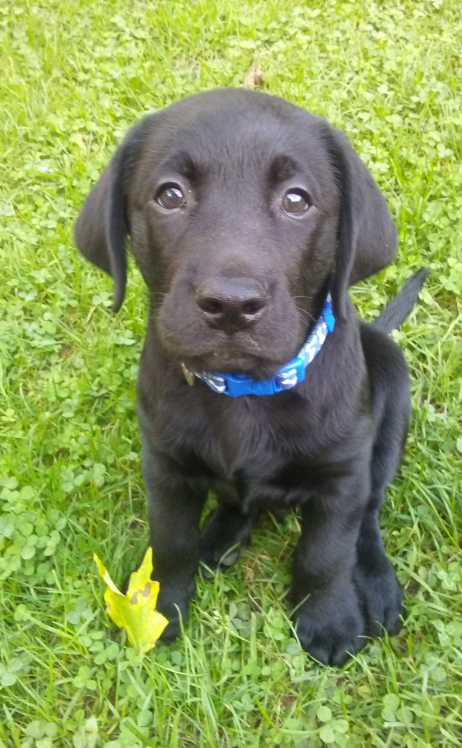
(1, 0, 461, 745)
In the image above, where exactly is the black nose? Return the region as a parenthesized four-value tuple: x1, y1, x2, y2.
(196, 278, 267, 333)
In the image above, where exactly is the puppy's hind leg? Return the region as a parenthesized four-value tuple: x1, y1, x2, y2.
(200, 504, 259, 572)
(353, 329, 410, 638)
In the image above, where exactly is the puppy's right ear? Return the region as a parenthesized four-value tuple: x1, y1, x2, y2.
(74, 145, 130, 312)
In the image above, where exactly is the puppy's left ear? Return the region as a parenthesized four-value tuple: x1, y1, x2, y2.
(326, 128, 398, 321)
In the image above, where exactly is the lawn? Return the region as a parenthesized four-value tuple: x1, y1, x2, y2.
(1, 0, 462, 745)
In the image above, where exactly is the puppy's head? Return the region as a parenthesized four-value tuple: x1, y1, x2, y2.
(75, 89, 397, 378)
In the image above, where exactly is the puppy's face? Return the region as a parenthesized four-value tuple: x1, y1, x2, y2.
(75, 89, 397, 377)
(128, 93, 339, 377)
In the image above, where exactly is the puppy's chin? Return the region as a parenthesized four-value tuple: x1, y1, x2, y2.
(182, 350, 284, 381)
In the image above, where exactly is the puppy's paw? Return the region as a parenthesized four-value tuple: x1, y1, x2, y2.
(294, 585, 365, 666)
(158, 615, 182, 642)
(157, 602, 186, 642)
(155, 580, 194, 643)
(353, 557, 404, 637)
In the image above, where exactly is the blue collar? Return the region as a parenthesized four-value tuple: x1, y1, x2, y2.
(181, 294, 335, 398)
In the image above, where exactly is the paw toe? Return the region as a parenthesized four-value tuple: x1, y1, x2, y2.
(296, 613, 365, 666)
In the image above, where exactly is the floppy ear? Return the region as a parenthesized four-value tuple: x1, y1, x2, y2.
(326, 128, 398, 321)
(74, 142, 133, 312)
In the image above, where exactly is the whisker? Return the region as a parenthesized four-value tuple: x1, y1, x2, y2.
(295, 306, 315, 324)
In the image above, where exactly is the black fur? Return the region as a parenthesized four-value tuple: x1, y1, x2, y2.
(74, 89, 426, 665)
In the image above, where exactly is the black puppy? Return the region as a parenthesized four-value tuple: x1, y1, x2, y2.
(75, 89, 425, 666)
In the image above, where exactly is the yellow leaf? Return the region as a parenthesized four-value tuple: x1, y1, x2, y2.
(94, 548, 168, 653)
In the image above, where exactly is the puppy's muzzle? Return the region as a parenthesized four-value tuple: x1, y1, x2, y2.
(195, 277, 267, 334)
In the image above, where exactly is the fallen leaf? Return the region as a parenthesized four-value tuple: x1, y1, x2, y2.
(94, 548, 168, 653)
(243, 62, 264, 89)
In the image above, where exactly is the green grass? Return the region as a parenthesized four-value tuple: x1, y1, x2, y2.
(1, 0, 462, 745)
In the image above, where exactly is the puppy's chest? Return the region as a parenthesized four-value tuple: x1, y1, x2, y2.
(185, 402, 322, 510)
(163, 388, 366, 509)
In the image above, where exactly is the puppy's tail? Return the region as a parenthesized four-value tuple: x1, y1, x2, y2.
(372, 268, 429, 334)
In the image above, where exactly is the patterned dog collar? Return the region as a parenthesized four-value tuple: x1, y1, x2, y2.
(181, 294, 335, 398)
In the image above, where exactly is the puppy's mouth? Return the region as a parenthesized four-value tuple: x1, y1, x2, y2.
(161, 331, 296, 380)
(188, 354, 280, 379)
(179, 343, 289, 380)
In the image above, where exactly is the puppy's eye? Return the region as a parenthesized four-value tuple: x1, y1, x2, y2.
(156, 184, 186, 210)
(282, 189, 310, 215)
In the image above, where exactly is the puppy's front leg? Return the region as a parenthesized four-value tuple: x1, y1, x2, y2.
(143, 452, 206, 641)
(293, 473, 369, 666)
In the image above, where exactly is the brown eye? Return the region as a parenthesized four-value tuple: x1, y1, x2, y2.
(282, 189, 310, 215)
(156, 184, 186, 210)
